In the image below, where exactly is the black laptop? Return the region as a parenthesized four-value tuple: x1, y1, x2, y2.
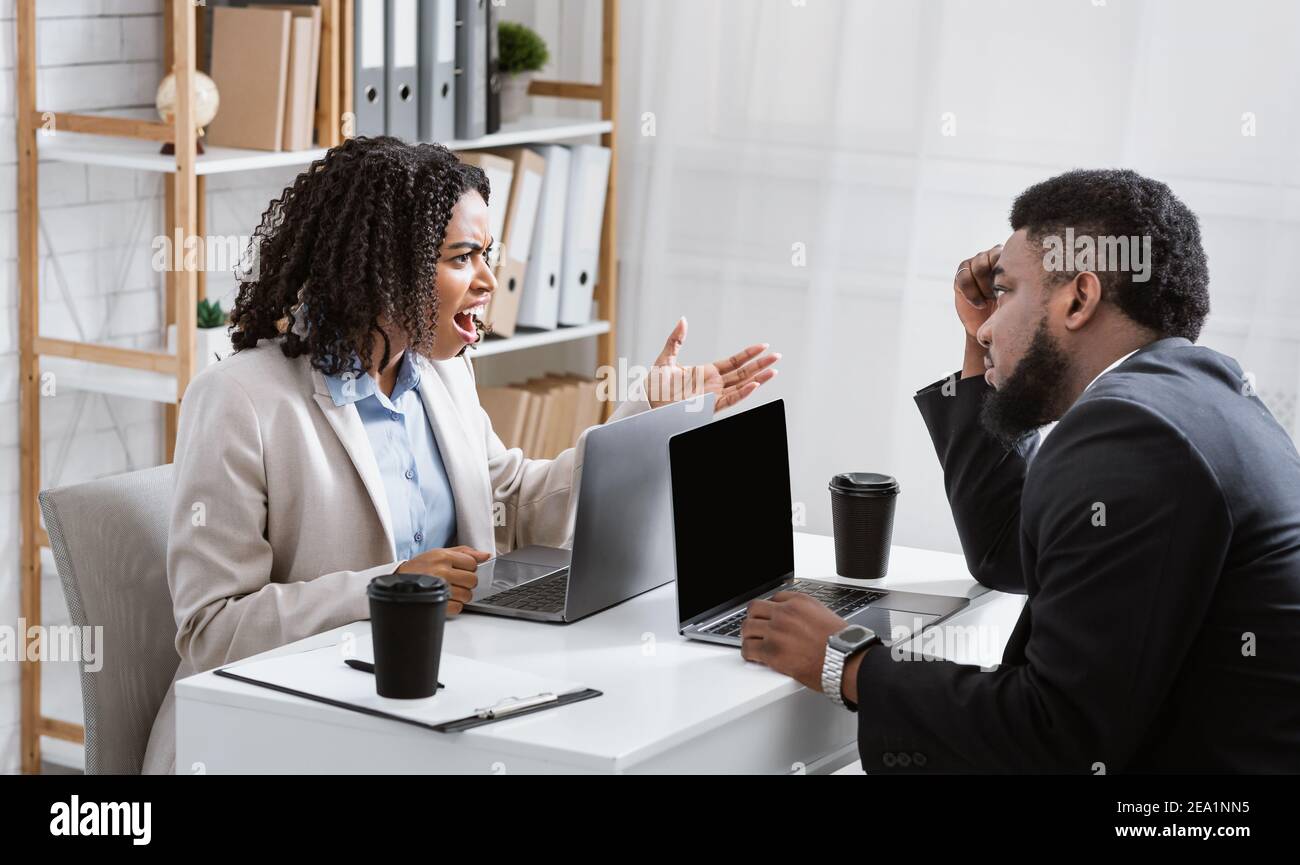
(668, 399, 968, 647)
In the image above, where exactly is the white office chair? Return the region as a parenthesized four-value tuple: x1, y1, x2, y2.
(39, 464, 179, 774)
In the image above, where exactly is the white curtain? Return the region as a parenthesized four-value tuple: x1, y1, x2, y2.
(614, 0, 1300, 552)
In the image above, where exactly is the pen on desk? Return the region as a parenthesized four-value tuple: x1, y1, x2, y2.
(477, 692, 558, 720)
(345, 658, 445, 690)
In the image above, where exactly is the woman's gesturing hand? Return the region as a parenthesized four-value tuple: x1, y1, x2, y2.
(396, 545, 493, 617)
(645, 317, 780, 411)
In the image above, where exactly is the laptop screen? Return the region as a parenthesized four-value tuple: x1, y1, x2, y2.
(668, 399, 794, 626)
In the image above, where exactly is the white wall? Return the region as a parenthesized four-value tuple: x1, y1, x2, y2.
(613, 0, 1300, 556)
(0, 0, 316, 773)
(0, 0, 162, 776)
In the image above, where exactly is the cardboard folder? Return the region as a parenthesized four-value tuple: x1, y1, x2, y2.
(256, 3, 322, 150)
(454, 152, 514, 332)
(532, 376, 585, 458)
(477, 386, 534, 451)
(548, 379, 580, 457)
(481, 373, 602, 458)
(483, 147, 546, 337)
(553, 373, 602, 448)
(518, 387, 543, 457)
(284, 16, 316, 149)
(519, 378, 561, 457)
(541, 375, 594, 457)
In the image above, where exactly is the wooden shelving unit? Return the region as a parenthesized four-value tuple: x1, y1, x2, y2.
(16, 0, 622, 774)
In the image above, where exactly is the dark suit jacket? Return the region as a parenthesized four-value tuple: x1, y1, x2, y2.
(855, 337, 1300, 772)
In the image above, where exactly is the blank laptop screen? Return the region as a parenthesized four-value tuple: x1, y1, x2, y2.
(668, 398, 795, 625)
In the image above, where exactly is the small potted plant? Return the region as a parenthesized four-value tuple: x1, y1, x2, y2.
(498, 21, 549, 125)
(168, 298, 233, 368)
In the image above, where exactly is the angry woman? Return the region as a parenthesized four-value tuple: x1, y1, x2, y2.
(141, 136, 778, 773)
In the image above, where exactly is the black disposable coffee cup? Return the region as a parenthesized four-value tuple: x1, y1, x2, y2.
(829, 473, 900, 580)
(367, 572, 449, 699)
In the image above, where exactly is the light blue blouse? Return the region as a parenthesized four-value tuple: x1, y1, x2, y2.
(324, 351, 457, 561)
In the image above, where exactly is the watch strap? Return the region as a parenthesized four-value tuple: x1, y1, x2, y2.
(822, 643, 847, 707)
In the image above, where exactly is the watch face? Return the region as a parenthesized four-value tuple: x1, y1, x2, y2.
(840, 625, 871, 644)
(831, 624, 877, 652)
(837, 624, 868, 645)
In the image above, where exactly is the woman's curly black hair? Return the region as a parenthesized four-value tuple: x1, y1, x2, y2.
(230, 135, 490, 374)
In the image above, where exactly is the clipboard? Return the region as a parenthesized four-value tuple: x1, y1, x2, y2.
(212, 647, 602, 734)
(431, 688, 603, 732)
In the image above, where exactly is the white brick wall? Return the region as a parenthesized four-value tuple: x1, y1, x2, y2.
(0, 0, 600, 775)
(0, 0, 300, 774)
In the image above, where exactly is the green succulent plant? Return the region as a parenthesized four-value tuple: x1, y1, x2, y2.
(498, 21, 549, 75)
(197, 298, 228, 329)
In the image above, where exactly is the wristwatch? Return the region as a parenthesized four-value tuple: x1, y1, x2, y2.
(822, 624, 881, 709)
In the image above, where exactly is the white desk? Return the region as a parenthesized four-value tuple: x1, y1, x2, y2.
(174, 533, 1027, 774)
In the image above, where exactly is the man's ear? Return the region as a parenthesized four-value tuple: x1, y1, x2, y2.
(1063, 271, 1104, 332)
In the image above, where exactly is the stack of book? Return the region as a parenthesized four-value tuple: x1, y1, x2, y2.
(206, 4, 323, 151)
(478, 375, 604, 459)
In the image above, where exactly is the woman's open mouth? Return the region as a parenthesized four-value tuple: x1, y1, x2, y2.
(452, 303, 487, 344)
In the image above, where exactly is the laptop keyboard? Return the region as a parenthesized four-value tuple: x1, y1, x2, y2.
(700, 580, 887, 638)
(482, 569, 570, 613)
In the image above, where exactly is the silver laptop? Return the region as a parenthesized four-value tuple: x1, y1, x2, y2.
(466, 394, 717, 623)
(669, 399, 968, 647)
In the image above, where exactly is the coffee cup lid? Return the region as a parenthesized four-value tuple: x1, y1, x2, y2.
(829, 472, 900, 497)
(367, 573, 450, 603)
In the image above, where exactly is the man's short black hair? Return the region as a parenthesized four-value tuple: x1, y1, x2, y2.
(1010, 168, 1210, 342)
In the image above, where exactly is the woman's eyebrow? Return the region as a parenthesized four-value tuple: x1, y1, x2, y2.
(443, 236, 494, 251)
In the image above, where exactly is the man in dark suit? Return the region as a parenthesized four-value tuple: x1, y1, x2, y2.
(741, 169, 1300, 772)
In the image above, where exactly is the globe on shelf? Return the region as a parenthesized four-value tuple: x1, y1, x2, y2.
(155, 70, 220, 155)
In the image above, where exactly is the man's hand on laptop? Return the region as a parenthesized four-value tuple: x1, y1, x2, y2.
(396, 545, 492, 617)
(740, 592, 864, 703)
(954, 244, 1001, 379)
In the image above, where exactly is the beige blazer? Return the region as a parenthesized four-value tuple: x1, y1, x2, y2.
(141, 338, 648, 774)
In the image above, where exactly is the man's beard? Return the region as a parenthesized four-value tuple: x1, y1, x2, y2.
(979, 319, 1072, 447)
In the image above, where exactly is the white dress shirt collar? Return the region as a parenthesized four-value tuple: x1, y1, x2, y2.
(1084, 348, 1141, 393)
(1035, 347, 1143, 446)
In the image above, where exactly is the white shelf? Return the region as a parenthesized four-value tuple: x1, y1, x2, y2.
(36, 116, 613, 175)
(43, 355, 180, 404)
(446, 115, 612, 151)
(471, 319, 610, 358)
(37, 134, 330, 176)
(41, 321, 610, 404)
